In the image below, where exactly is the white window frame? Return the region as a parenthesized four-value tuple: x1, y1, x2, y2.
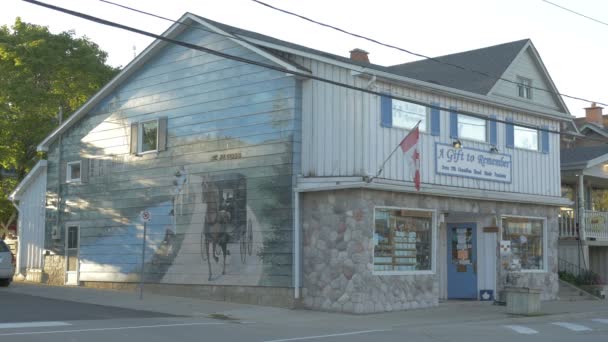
(372, 206, 436, 276)
(517, 76, 532, 100)
(514, 124, 540, 151)
(138, 119, 159, 154)
(66, 161, 81, 183)
(391, 99, 429, 132)
(457, 114, 488, 143)
(500, 215, 547, 273)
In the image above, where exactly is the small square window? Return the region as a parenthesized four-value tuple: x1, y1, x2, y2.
(66, 161, 81, 182)
(139, 120, 158, 153)
(517, 77, 532, 99)
(392, 99, 428, 131)
(458, 114, 487, 142)
(514, 125, 539, 150)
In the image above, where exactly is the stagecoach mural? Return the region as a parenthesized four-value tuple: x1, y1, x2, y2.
(78, 162, 292, 287)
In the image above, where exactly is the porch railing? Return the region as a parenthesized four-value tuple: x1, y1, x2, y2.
(585, 210, 608, 240)
(559, 208, 577, 239)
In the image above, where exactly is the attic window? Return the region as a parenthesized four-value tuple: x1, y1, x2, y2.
(517, 76, 532, 99)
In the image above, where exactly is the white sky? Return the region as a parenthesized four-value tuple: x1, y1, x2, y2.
(2, 0, 607, 116)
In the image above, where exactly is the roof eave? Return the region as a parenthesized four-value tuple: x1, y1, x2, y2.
(241, 36, 572, 122)
(8, 160, 48, 201)
(37, 13, 198, 152)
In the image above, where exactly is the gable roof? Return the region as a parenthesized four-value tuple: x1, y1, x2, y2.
(387, 40, 529, 95)
(561, 145, 608, 169)
(37, 14, 573, 151)
(37, 13, 311, 152)
(8, 160, 47, 201)
(578, 123, 608, 139)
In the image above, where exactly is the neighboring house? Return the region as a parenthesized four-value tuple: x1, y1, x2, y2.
(560, 103, 608, 285)
(8, 161, 47, 282)
(29, 13, 571, 313)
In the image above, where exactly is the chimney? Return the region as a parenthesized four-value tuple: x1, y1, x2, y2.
(350, 48, 369, 63)
(585, 102, 604, 127)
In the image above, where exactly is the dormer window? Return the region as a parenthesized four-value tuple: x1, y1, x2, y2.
(517, 76, 532, 99)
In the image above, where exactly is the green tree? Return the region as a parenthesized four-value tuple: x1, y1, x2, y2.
(0, 18, 119, 233)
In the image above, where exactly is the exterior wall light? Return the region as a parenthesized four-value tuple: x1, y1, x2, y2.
(490, 145, 499, 153)
(452, 139, 462, 149)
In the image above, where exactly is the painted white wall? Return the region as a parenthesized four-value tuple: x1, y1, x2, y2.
(296, 57, 562, 198)
(15, 168, 47, 274)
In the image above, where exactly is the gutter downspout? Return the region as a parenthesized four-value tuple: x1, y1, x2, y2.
(55, 107, 63, 258)
(293, 190, 301, 300)
(10, 198, 22, 277)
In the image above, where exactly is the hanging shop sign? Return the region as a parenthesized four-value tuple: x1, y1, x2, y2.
(435, 143, 512, 183)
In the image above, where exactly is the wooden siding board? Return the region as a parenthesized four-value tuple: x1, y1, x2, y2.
(300, 65, 562, 198)
(45, 27, 300, 287)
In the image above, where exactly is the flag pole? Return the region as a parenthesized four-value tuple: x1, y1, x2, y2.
(368, 120, 421, 183)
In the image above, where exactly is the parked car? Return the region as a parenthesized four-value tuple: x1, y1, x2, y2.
(0, 240, 15, 287)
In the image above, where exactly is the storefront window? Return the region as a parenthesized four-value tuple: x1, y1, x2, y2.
(374, 208, 433, 273)
(502, 217, 545, 271)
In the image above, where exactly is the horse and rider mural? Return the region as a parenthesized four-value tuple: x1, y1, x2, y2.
(200, 173, 253, 281)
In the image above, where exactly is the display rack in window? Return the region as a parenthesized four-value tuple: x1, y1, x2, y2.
(374, 211, 431, 272)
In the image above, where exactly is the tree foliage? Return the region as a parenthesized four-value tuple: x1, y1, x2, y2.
(0, 18, 119, 231)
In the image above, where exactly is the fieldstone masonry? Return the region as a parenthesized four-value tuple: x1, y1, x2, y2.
(301, 189, 559, 313)
(43, 255, 65, 285)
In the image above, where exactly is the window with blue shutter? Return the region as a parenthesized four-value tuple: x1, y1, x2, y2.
(380, 94, 392, 128)
(430, 103, 440, 136)
(541, 126, 549, 154)
(505, 118, 514, 148)
(489, 115, 497, 146)
(449, 108, 458, 138)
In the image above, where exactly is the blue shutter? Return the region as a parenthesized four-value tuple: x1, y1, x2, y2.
(449, 108, 458, 138)
(430, 103, 440, 136)
(380, 94, 392, 128)
(541, 126, 549, 154)
(506, 118, 514, 148)
(489, 115, 497, 146)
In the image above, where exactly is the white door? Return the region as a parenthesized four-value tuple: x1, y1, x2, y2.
(65, 225, 80, 285)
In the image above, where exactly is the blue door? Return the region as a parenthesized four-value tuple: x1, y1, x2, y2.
(447, 223, 477, 299)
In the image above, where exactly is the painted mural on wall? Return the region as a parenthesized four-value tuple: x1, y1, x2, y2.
(78, 163, 290, 286)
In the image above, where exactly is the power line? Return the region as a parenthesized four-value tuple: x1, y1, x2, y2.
(25, 0, 596, 143)
(250, 0, 608, 108)
(542, 0, 608, 27)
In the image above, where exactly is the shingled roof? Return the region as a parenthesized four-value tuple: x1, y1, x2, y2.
(386, 39, 530, 95)
(198, 15, 531, 96)
(561, 145, 608, 167)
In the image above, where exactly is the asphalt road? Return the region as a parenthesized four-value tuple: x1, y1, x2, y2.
(1, 289, 607, 342)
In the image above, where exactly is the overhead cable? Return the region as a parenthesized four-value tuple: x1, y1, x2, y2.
(24, 0, 587, 140)
(251, 0, 608, 108)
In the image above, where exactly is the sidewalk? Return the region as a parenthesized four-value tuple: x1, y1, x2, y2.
(4, 282, 607, 329)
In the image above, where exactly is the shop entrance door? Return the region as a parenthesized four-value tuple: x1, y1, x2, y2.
(447, 223, 477, 299)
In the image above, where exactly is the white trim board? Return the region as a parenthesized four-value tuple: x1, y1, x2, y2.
(295, 177, 571, 207)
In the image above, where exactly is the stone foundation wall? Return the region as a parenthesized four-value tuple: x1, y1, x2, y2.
(80, 281, 295, 307)
(42, 255, 65, 285)
(301, 189, 559, 313)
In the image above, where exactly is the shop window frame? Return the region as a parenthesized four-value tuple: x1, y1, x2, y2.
(372, 206, 437, 276)
(500, 215, 548, 273)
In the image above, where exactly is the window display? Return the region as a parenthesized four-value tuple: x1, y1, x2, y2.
(374, 208, 433, 273)
(501, 217, 544, 270)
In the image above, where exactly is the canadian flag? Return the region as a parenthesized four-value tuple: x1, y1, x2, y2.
(399, 126, 421, 191)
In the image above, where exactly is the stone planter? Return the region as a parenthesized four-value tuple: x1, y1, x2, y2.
(505, 287, 541, 315)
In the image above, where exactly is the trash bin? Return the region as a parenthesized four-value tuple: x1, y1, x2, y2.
(504, 287, 541, 315)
